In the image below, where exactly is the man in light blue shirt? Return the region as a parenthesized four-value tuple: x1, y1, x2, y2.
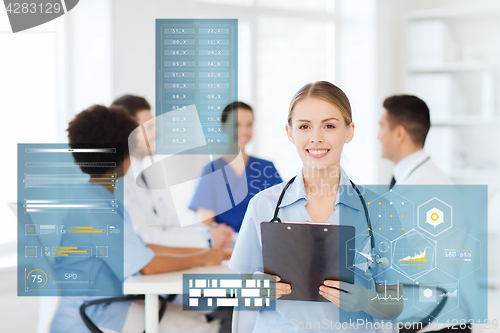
(50, 183, 155, 332)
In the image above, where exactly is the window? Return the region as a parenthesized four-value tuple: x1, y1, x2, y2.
(0, 13, 59, 249)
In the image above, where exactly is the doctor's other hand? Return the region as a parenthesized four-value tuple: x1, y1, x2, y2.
(254, 271, 291, 300)
(319, 280, 376, 312)
(210, 223, 233, 249)
(201, 248, 224, 267)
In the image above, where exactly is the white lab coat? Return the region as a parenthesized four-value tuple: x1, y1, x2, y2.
(393, 149, 453, 185)
(123, 157, 208, 247)
(392, 151, 481, 333)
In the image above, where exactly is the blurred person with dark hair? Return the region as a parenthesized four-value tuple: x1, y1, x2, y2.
(378, 95, 452, 186)
(51, 104, 221, 333)
(378, 97, 476, 332)
(189, 101, 283, 234)
(112, 95, 233, 249)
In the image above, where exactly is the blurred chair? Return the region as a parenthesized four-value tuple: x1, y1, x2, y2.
(80, 295, 169, 333)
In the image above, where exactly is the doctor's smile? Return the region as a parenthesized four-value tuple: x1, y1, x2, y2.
(306, 148, 330, 158)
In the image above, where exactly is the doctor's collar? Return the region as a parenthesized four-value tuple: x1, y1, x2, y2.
(278, 167, 361, 212)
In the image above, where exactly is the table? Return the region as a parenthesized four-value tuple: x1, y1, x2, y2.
(124, 262, 234, 333)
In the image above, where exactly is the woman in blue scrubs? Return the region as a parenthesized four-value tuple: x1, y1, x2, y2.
(229, 82, 403, 332)
(189, 102, 282, 233)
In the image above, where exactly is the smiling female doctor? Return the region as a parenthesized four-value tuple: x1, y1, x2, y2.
(228, 81, 403, 332)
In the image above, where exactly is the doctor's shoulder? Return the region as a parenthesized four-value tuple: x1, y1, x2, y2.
(198, 157, 225, 176)
(404, 162, 453, 185)
(245, 180, 288, 217)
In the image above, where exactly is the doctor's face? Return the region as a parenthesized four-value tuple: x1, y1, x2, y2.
(377, 109, 397, 161)
(133, 110, 155, 158)
(236, 108, 254, 149)
(286, 98, 354, 171)
(225, 108, 254, 150)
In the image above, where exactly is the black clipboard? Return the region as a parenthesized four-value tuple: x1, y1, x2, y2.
(261, 222, 355, 302)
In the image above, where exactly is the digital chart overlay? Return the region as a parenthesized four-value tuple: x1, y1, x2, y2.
(18, 144, 124, 296)
(155, 19, 238, 155)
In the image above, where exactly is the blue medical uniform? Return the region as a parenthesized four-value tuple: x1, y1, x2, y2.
(189, 156, 282, 232)
(50, 183, 155, 333)
(229, 168, 400, 332)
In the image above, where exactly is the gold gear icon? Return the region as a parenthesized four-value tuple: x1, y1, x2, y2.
(431, 212, 439, 221)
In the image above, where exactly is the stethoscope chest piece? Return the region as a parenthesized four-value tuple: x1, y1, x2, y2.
(369, 253, 381, 269)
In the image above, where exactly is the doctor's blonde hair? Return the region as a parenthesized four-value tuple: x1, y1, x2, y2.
(287, 81, 352, 127)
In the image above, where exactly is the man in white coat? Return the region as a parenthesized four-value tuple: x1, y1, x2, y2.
(378, 94, 453, 186)
(111, 95, 233, 248)
(377, 95, 478, 333)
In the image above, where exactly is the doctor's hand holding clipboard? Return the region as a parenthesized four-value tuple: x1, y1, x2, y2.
(229, 81, 403, 332)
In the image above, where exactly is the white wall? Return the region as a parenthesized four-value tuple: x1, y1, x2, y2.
(335, 0, 378, 183)
(59, 0, 114, 123)
(112, 0, 158, 106)
(375, 0, 404, 183)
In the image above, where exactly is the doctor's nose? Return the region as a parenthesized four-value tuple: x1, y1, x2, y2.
(310, 130, 324, 143)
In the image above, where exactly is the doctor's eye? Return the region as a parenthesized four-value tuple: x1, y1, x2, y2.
(325, 124, 336, 129)
(298, 125, 310, 130)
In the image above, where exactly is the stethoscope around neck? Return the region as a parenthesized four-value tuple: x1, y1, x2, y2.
(269, 175, 382, 269)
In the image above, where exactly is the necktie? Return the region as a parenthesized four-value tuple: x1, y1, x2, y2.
(140, 173, 149, 188)
(140, 173, 157, 215)
(389, 176, 396, 189)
